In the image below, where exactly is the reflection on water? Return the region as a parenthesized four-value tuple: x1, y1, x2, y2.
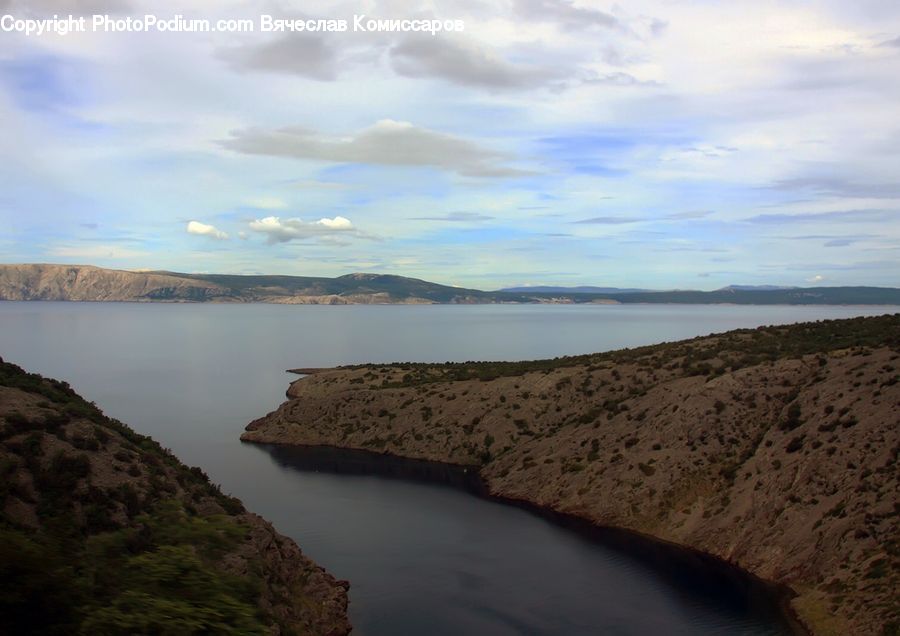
(256, 443, 797, 636)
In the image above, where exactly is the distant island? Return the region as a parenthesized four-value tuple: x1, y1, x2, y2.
(0, 358, 351, 635)
(243, 314, 900, 636)
(1, 264, 899, 306)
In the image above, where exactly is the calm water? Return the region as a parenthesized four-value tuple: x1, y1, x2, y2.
(1, 302, 893, 634)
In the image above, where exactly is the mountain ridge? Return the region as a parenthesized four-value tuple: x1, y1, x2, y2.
(1, 264, 899, 305)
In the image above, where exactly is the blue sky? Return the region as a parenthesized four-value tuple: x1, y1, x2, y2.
(1, 0, 899, 289)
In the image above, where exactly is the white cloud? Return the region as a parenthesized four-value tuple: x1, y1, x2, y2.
(389, 36, 569, 91)
(316, 216, 353, 229)
(243, 196, 288, 210)
(248, 215, 359, 244)
(221, 119, 530, 177)
(218, 32, 338, 80)
(186, 221, 229, 240)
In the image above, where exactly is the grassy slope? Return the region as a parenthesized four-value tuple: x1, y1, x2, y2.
(244, 314, 900, 636)
(0, 359, 350, 636)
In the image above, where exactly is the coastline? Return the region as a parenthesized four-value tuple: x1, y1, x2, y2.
(240, 314, 900, 635)
(246, 440, 810, 636)
(3, 297, 900, 307)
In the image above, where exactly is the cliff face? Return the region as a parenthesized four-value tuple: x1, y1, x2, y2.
(0, 358, 351, 635)
(243, 314, 900, 636)
(0, 264, 470, 304)
(0, 263, 233, 302)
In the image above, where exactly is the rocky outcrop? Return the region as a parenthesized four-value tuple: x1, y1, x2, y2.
(0, 263, 232, 302)
(243, 314, 900, 636)
(0, 358, 351, 635)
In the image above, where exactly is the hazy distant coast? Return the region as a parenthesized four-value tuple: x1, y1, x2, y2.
(243, 315, 900, 636)
(2, 263, 900, 306)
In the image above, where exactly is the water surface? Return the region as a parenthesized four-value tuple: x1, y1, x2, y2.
(1, 302, 891, 634)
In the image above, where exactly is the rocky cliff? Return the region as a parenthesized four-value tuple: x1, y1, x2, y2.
(0, 358, 351, 635)
(0, 264, 478, 304)
(243, 314, 900, 636)
(0, 263, 232, 302)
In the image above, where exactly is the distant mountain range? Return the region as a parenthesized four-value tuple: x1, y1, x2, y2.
(500, 286, 652, 294)
(1, 264, 898, 305)
(501, 284, 798, 293)
(718, 284, 798, 291)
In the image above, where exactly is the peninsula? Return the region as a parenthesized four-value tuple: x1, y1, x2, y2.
(243, 314, 900, 635)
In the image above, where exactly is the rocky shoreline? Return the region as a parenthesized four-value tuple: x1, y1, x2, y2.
(252, 440, 807, 634)
(243, 314, 900, 636)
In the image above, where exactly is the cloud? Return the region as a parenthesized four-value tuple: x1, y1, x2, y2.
(186, 221, 228, 240)
(664, 211, 713, 220)
(221, 119, 529, 177)
(582, 72, 660, 87)
(877, 36, 900, 48)
(768, 177, 900, 199)
(512, 0, 620, 31)
(574, 216, 646, 224)
(807, 274, 826, 283)
(745, 209, 899, 224)
(219, 34, 338, 80)
(243, 196, 288, 210)
(247, 215, 361, 244)
(409, 212, 494, 222)
(781, 234, 876, 247)
(389, 36, 567, 91)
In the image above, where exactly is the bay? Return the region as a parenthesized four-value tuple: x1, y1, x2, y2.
(1, 302, 891, 634)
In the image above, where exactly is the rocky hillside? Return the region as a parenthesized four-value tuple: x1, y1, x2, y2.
(0, 264, 490, 304)
(0, 264, 233, 302)
(0, 358, 351, 635)
(3, 263, 900, 304)
(244, 314, 900, 636)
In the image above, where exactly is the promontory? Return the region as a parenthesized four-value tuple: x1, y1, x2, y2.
(243, 313, 900, 636)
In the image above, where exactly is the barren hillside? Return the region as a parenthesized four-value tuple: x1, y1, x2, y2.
(244, 314, 900, 636)
(0, 264, 231, 302)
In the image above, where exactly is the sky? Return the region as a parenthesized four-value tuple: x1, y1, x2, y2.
(0, 0, 898, 290)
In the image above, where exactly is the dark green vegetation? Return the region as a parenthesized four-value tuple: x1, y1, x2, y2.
(130, 272, 900, 304)
(163, 270, 499, 302)
(0, 358, 344, 635)
(351, 313, 900, 387)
